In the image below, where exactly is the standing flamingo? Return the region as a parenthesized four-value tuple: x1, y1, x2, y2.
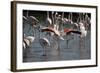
(64, 22, 87, 49)
(76, 13, 87, 47)
(39, 37, 50, 56)
(61, 12, 74, 49)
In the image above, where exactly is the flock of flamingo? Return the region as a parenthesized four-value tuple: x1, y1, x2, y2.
(23, 11, 91, 56)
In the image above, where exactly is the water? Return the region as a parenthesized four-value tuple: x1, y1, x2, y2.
(23, 23, 91, 62)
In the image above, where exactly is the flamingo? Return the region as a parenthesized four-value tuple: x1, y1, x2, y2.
(50, 12, 75, 49)
(39, 37, 50, 56)
(23, 36, 35, 49)
(63, 12, 87, 48)
(38, 12, 55, 55)
(64, 27, 86, 37)
(60, 12, 74, 49)
(40, 25, 64, 52)
(45, 12, 60, 37)
(48, 12, 66, 53)
(63, 22, 87, 49)
(41, 27, 64, 40)
(41, 12, 63, 54)
(42, 12, 64, 51)
(76, 13, 88, 57)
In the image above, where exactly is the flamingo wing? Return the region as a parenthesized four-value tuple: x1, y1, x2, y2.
(67, 30, 81, 35)
(41, 27, 61, 36)
(41, 27, 54, 33)
(64, 28, 81, 35)
(64, 28, 73, 33)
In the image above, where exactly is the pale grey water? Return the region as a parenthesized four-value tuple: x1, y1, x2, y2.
(23, 22, 91, 62)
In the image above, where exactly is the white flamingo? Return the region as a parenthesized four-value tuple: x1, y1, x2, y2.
(23, 35, 35, 49)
